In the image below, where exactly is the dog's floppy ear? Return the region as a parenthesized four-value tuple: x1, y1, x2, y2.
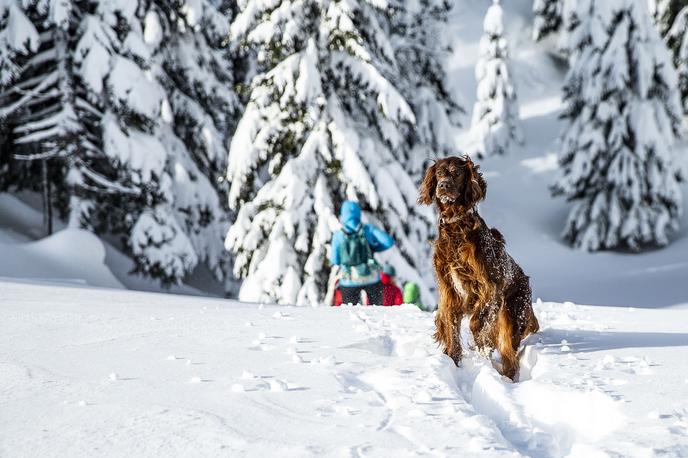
(463, 156, 486, 207)
(418, 161, 438, 205)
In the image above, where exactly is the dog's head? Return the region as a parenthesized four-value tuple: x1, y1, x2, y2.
(418, 155, 486, 210)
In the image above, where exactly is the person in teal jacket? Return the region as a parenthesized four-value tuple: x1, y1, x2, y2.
(330, 201, 394, 305)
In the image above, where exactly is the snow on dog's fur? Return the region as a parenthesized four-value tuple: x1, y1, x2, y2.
(419, 155, 539, 380)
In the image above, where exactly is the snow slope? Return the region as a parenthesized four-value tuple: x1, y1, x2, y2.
(0, 193, 205, 295)
(2, 279, 687, 457)
(0, 228, 123, 288)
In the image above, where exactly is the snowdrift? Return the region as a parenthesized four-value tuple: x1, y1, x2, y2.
(0, 228, 122, 288)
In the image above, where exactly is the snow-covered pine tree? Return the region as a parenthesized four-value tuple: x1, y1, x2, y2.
(665, 6, 688, 112)
(388, 0, 463, 176)
(0, 0, 243, 287)
(82, 0, 205, 285)
(651, 0, 688, 113)
(0, 0, 39, 87)
(470, 0, 522, 158)
(649, 0, 679, 33)
(552, 0, 684, 251)
(138, 0, 244, 284)
(226, 0, 461, 306)
(0, 0, 40, 192)
(0, 0, 99, 232)
(532, 0, 563, 41)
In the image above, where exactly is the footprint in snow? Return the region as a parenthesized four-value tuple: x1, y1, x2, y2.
(334, 405, 360, 415)
(595, 354, 655, 375)
(311, 355, 337, 367)
(249, 339, 274, 351)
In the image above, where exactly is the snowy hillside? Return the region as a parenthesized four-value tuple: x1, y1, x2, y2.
(2, 279, 687, 457)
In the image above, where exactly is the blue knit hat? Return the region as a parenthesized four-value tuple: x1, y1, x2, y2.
(382, 264, 396, 276)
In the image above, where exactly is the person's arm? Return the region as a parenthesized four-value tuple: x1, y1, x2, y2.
(363, 224, 394, 252)
(330, 231, 342, 265)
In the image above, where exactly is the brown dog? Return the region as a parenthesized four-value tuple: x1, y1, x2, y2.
(419, 155, 539, 380)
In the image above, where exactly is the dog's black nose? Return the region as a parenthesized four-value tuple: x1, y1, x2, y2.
(438, 181, 450, 190)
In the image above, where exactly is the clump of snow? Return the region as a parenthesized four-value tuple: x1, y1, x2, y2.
(108, 57, 165, 120)
(102, 115, 167, 184)
(0, 2, 39, 85)
(231, 383, 245, 393)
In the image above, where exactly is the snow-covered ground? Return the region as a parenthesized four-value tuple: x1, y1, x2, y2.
(2, 280, 687, 457)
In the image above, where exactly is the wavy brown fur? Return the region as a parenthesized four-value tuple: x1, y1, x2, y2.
(420, 156, 539, 380)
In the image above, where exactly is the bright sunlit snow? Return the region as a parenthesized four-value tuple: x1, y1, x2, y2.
(1, 281, 687, 456)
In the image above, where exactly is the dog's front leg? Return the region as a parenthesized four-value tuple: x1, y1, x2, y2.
(435, 272, 463, 365)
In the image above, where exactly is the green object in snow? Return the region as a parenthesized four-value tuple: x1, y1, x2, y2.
(403, 282, 423, 310)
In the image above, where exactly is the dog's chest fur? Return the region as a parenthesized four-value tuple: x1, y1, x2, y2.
(433, 212, 521, 304)
(449, 270, 468, 299)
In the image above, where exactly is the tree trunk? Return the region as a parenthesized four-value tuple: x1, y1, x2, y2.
(42, 158, 52, 236)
